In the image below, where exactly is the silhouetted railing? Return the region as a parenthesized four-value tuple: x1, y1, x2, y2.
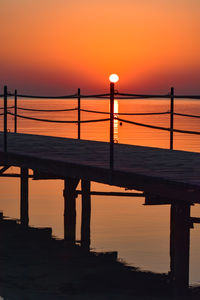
(1, 86, 200, 168)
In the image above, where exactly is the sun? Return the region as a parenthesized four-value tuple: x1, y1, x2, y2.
(109, 74, 119, 83)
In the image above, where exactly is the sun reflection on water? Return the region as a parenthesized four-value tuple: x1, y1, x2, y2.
(114, 100, 119, 143)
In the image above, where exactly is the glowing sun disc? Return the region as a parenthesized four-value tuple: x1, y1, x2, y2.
(109, 74, 119, 83)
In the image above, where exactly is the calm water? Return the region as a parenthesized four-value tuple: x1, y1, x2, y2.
(0, 97, 200, 285)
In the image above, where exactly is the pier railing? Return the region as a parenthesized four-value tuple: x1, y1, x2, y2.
(1, 86, 200, 168)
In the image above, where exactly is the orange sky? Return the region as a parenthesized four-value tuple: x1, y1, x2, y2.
(0, 0, 200, 94)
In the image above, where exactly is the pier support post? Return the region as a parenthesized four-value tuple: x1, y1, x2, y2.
(170, 202, 191, 296)
(4, 86, 7, 152)
(63, 178, 79, 243)
(170, 87, 174, 150)
(14, 89, 17, 133)
(20, 167, 29, 227)
(78, 88, 81, 139)
(110, 82, 114, 169)
(81, 180, 91, 249)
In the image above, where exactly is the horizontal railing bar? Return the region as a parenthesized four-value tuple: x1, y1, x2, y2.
(117, 92, 170, 98)
(15, 107, 78, 112)
(117, 117, 200, 135)
(8, 93, 77, 99)
(79, 93, 110, 98)
(117, 92, 200, 99)
(80, 108, 109, 114)
(3, 106, 200, 118)
(173, 95, 200, 99)
(0, 106, 14, 110)
(80, 109, 170, 116)
(7, 112, 109, 123)
(4, 106, 200, 118)
(118, 111, 170, 116)
(0, 107, 171, 115)
(174, 112, 200, 119)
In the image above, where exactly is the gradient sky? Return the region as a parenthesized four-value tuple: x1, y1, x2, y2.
(0, 0, 200, 94)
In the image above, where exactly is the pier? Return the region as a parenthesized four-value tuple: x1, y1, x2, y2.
(1, 87, 200, 296)
(1, 132, 200, 295)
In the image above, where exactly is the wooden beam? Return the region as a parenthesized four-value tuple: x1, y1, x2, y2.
(145, 194, 194, 206)
(190, 217, 200, 224)
(0, 173, 34, 178)
(0, 165, 10, 174)
(33, 170, 63, 180)
(76, 190, 144, 197)
(144, 194, 174, 205)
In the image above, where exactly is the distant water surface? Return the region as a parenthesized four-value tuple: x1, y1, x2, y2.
(0, 97, 200, 285)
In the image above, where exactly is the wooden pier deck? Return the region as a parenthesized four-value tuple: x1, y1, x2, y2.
(0, 132, 200, 203)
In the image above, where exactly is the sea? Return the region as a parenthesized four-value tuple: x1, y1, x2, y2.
(0, 96, 200, 286)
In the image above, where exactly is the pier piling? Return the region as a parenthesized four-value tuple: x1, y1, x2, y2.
(4, 86, 7, 152)
(63, 178, 80, 243)
(14, 89, 17, 133)
(20, 167, 29, 227)
(170, 87, 174, 150)
(81, 180, 91, 249)
(78, 88, 81, 139)
(110, 82, 114, 169)
(170, 202, 191, 296)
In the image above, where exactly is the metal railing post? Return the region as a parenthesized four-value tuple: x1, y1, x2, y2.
(4, 86, 7, 152)
(78, 88, 81, 139)
(110, 82, 114, 169)
(14, 89, 17, 133)
(170, 87, 174, 150)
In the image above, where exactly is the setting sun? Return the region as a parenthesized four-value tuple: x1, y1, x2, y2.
(109, 74, 119, 83)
